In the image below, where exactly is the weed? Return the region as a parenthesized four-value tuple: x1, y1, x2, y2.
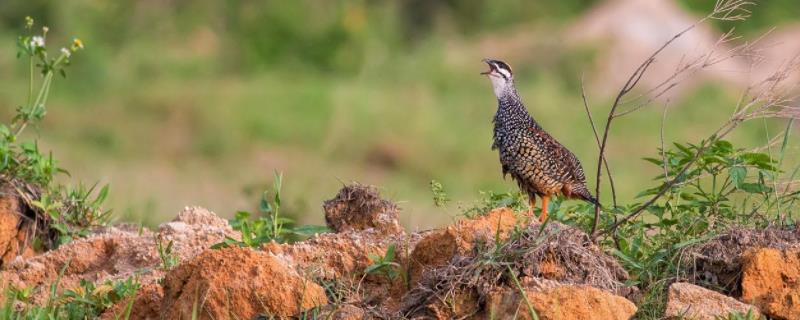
(429, 179, 450, 208)
(463, 190, 528, 218)
(364, 243, 407, 286)
(213, 171, 328, 248)
(156, 237, 179, 270)
(716, 309, 763, 320)
(506, 265, 539, 320)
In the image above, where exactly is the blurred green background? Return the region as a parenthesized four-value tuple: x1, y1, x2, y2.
(0, 0, 798, 228)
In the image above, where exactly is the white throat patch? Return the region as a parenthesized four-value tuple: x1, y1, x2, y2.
(490, 73, 512, 97)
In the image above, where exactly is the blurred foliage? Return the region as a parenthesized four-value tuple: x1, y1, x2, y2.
(0, 1, 602, 74)
(0, 0, 797, 228)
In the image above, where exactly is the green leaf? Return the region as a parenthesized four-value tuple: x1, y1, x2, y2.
(259, 192, 272, 213)
(93, 185, 109, 206)
(289, 225, 329, 235)
(642, 157, 663, 166)
(673, 142, 694, 157)
(612, 249, 643, 270)
(740, 183, 769, 194)
(729, 166, 746, 188)
(384, 244, 396, 262)
(364, 264, 385, 274)
(713, 140, 733, 154)
(635, 186, 663, 198)
(740, 152, 776, 170)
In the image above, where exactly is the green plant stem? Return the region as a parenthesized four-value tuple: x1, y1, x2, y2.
(507, 265, 539, 320)
(27, 55, 33, 109)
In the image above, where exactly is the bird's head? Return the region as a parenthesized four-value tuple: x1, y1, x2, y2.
(481, 58, 514, 97)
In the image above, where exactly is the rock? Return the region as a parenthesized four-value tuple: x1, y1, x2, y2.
(665, 282, 760, 320)
(487, 285, 637, 320)
(681, 227, 800, 295)
(741, 248, 800, 320)
(160, 247, 327, 319)
(323, 184, 402, 234)
(407, 207, 519, 286)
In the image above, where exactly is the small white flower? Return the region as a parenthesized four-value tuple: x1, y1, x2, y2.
(42, 26, 49, 34)
(60, 47, 71, 57)
(30, 36, 44, 48)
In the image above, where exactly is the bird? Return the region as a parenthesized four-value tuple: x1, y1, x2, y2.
(481, 58, 599, 222)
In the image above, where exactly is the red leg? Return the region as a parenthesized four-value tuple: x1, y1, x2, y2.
(539, 195, 550, 222)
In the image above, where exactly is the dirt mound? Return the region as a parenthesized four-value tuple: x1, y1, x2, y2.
(402, 219, 634, 318)
(487, 285, 637, 320)
(681, 227, 800, 295)
(100, 284, 163, 320)
(265, 228, 402, 281)
(0, 185, 36, 267)
(741, 248, 800, 319)
(323, 184, 402, 234)
(160, 247, 327, 319)
(665, 282, 761, 320)
(408, 207, 519, 287)
(0, 227, 160, 305)
(158, 206, 239, 261)
(0, 206, 238, 305)
(267, 184, 413, 315)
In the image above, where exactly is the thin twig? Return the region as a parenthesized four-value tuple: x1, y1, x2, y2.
(582, 76, 617, 235)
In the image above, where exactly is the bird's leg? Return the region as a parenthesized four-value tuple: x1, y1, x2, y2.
(539, 195, 550, 222)
(527, 196, 536, 218)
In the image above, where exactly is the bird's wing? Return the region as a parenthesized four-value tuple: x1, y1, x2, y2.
(528, 127, 587, 184)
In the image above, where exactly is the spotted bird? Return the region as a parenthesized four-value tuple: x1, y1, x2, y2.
(482, 58, 599, 221)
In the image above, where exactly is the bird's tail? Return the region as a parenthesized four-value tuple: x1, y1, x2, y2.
(573, 186, 602, 209)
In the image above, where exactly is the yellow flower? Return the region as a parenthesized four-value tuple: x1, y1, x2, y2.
(72, 38, 84, 50)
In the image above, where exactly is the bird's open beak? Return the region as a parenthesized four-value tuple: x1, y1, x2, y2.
(481, 59, 494, 75)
